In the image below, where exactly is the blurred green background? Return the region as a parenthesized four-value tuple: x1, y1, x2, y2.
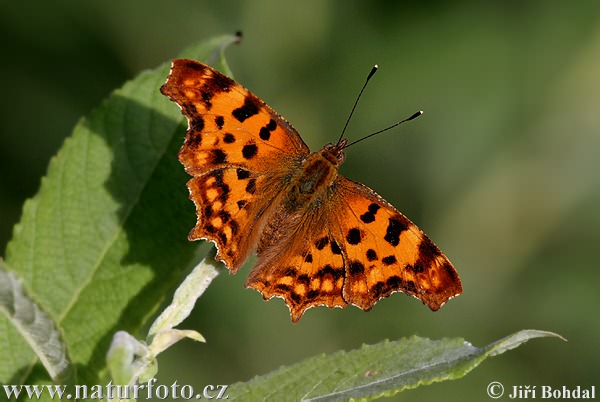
(2, 1, 600, 400)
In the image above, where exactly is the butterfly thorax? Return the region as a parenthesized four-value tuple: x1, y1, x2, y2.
(284, 140, 347, 210)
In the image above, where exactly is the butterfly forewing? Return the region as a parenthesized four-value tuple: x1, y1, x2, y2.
(161, 59, 309, 177)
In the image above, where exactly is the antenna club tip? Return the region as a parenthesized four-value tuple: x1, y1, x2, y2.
(366, 65, 379, 81)
(367, 64, 379, 82)
(407, 110, 423, 121)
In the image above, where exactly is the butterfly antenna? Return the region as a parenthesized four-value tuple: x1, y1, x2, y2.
(344, 110, 423, 148)
(336, 64, 379, 145)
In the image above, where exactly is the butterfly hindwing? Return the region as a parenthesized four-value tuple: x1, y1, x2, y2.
(334, 177, 462, 311)
(247, 206, 347, 322)
(186, 167, 266, 271)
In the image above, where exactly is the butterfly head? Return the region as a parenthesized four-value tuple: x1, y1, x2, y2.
(321, 139, 348, 166)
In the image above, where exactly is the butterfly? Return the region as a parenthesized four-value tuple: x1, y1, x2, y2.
(160, 59, 462, 322)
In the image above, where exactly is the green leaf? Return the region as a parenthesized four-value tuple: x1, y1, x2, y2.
(227, 330, 564, 401)
(0, 33, 240, 388)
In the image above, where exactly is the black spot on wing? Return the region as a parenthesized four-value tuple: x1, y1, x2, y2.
(382, 255, 397, 266)
(223, 133, 235, 143)
(306, 290, 318, 299)
(232, 96, 260, 122)
(236, 168, 250, 180)
(276, 284, 291, 292)
(259, 127, 271, 141)
(290, 292, 302, 303)
(207, 170, 230, 202)
(366, 249, 378, 261)
(330, 240, 342, 255)
(297, 274, 310, 285)
(386, 275, 402, 289)
(407, 264, 425, 273)
(190, 115, 205, 132)
(360, 211, 375, 223)
(316, 265, 344, 280)
(230, 220, 239, 235)
(242, 143, 258, 159)
(215, 115, 224, 129)
(219, 210, 231, 223)
(266, 119, 276, 130)
(217, 231, 228, 245)
(315, 236, 329, 250)
(368, 203, 381, 214)
(372, 282, 385, 298)
(259, 119, 278, 141)
(384, 217, 408, 246)
(346, 228, 362, 245)
(187, 132, 202, 147)
(201, 91, 212, 109)
(218, 183, 230, 202)
(246, 178, 256, 194)
(212, 169, 224, 185)
(208, 71, 234, 92)
(211, 149, 227, 164)
(360, 203, 380, 223)
(283, 267, 298, 278)
(348, 260, 365, 275)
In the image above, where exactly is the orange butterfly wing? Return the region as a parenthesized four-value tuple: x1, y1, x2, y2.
(334, 177, 462, 312)
(247, 203, 349, 322)
(161, 60, 309, 271)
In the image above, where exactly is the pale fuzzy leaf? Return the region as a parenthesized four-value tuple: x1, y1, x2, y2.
(149, 329, 206, 357)
(486, 329, 567, 357)
(106, 331, 149, 386)
(147, 246, 220, 346)
(138, 358, 158, 384)
(107, 251, 216, 387)
(0, 262, 72, 384)
(227, 330, 564, 401)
